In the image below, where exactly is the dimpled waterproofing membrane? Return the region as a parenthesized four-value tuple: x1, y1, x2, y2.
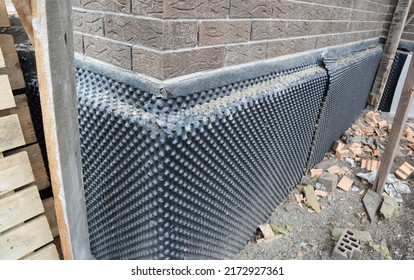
(77, 65, 328, 259)
(379, 51, 408, 112)
(307, 47, 382, 169)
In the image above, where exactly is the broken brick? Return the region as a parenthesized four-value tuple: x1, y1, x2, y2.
(335, 149, 351, 161)
(327, 165, 341, 174)
(361, 159, 381, 171)
(314, 190, 328, 198)
(337, 176, 353, 192)
(364, 111, 380, 127)
(358, 123, 375, 136)
(310, 168, 323, 180)
(259, 224, 275, 239)
(332, 141, 345, 152)
(395, 162, 414, 180)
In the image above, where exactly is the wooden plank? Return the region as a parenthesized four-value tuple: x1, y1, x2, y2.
(0, 151, 34, 196)
(0, 94, 37, 145)
(373, 56, 414, 194)
(21, 243, 59, 260)
(0, 45, 5, 68)
(0, 34, 26, 90)
(4, 144, 50, 191)
(10, 0, 34, 45)
(0, 185, 44, 233)
(0, 215, 53, 260)
(32, 0, 92, 259)
(0, 114, 25, 152)
(42, 197, 58, 238)
(0, 75, 16, 111)
(0, 0, 10, 28)
(369, 0, 413, 108)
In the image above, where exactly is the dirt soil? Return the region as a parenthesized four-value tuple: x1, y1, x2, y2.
(234, 110, 414, 260)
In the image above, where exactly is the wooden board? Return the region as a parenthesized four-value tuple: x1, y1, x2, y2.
(42, 197, 58, 238)
(0, 94, 37, 145)
(0, 151, 34, 196)
(0, 0, 10, 28)
(0, 114, 25, 152)
(0, 185, 43, 233)
(4, 144, 50, 190)
(0, 74, 15, 111)
(0, 45, 5, 68)
(11, 0, 34, 45)
(0, 34, 25, 90)
(21, 243, 59, 260)
(0, 215, 53, 260)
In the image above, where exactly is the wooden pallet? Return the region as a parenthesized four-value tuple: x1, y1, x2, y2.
(0, 32, 59, 259)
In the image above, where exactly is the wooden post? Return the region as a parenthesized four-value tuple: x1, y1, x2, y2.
(373, 56, 414, 194)
(10, 0, 34, 45)
(369, 0, 412, 109)
(31, 0, 92, 259)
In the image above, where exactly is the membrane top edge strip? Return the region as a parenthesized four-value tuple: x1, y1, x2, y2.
(75, 38, 380, 98)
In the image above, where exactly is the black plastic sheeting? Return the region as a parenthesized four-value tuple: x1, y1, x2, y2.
(26, 46, 382, 260)
(307, 48, 382, 169)
(77, 65, 327, 259)
(378, 51, 408, 112)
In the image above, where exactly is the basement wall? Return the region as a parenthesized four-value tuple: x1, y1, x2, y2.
(72, 0, 397, 80)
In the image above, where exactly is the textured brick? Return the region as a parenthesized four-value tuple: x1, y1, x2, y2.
(72, 10, 103, 36)
(230, 0, 272, 18)
(404, 24, 414, 33)
(402, 32, 414, 41)
(299, 0, 353, 8)
(353, 0, 387, 13)
(104, 14, 163, 48)
(225, 42, 267, 66)
(252, 21, 288, 40)
(164, 0, 230, 19)
(132, 48, 163, 79)
(163, 47, 225, 79)
(84, 36, 132, 69)
(315, 34, 343, 49)
(72, 0, 81, 6)
(80, 0, 130, 13)
(131, 0, 163, 17)
(267, 37, 317, 58)
(272, 0, 350, 20)
(163, 21, 198, 49)
(73, 32, 84, 53)
(199, 21, 251, 46)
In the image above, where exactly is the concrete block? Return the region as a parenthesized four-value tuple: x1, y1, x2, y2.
(199, 21, 251, 46)
(230, 0, 273, 18)
(318, 172, 338, 192)
(164, 0, 230, 19)
(332, 229, 363, 260)
(362, 189, 382, 223)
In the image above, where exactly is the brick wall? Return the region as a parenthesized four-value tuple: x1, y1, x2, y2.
(73, 0, 397, 80)
(403, 17, 414, 42)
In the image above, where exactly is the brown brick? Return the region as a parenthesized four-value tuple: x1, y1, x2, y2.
(80, 0, 130, 13)
(251, 21, 287, 40)
(132, 47, 163, 79)
(225, 42, 267, 66)
(131, 0, 163, 17)
(104, 14, 163, 48)
(353, 0, 386, 13)
(230, 0, 272, 18)
(402, 32, 414, 41)
(316, 35, 343, 49)
(199, 21, 251, 46)
(72, 10, 103, 36)
(319, 21, 349, 34)
(267, 37, 317, 59)
(84, 36, 132, 69)
(73, 32, 84, 54)
(163, 47, 225, 79)
(299, 0, 353, 8)
(164, 0, 230, 19)
(163, 21, 198, 49)
(272, 0, 350, 20)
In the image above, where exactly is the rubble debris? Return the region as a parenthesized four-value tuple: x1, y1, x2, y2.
(358, 123, 375, 136)
(332, 140, 345, 151)
(318, 172, 338, 192)
(259, 224, 275, 239)
(395, 162, 414, 180)
(310, 168, 323, 180)
(303, 185, 321, 213)
(364, 111, 381, 127)
(335, 149, 351, 161)
(295, 193, 304, 203)
(331, 229, 363, 260)
(284, 202, 298, 212)
(337, 176, 353, 192)
(331, 228, 373, 243)
(270, 224, 293, 235)
(384, 174, 411, 204)
(403, 127, 414, 143)
(315, 182, 326, 191)
(361, 159, 381, 171)
(362, 190, 382, 222)
(368, 241, 392, 260)
(314, 190, 328, 198)
(380, 195, 399, 219)
(327, 165, 341, 174)
(345, 158, 356, 167)
(356, 171, 377, 184)
(356, 212, 369, 224)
